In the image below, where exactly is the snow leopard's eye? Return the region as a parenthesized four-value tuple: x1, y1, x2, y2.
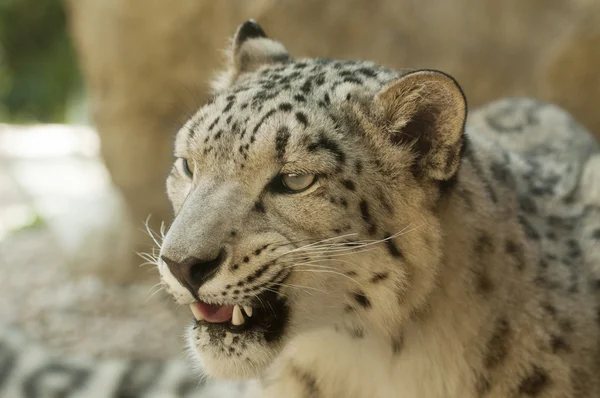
(179, 158, 194, 178)
(280, 173, 316, 193)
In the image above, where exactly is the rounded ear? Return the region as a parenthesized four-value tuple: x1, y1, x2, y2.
(212, 20, 290, 92)
(374, 70, 467, 181)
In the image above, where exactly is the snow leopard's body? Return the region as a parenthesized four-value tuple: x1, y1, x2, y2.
(153, 21, 600, 398)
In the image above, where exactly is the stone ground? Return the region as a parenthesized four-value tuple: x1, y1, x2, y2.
(0, 123, 189, 360)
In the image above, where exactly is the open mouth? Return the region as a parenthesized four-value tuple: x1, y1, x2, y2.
(188, 289, 289, 337)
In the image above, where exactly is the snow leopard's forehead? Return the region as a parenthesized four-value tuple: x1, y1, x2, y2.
(175, 58, 398, 169)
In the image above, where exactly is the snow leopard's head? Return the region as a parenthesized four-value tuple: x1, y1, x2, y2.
(157, 20, 467, 379)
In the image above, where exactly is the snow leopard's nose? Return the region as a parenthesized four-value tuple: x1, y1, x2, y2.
(161, 249, 226, 295)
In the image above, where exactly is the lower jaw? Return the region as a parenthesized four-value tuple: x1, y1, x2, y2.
(186, 301, 290, 379)
(187, 325, 278, 379)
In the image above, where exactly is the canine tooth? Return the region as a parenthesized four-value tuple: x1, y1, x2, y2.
(232, 305, 245, 326)
(224, 332, 234, 346)
(190, 304, 204, 321)
(243, 306, 253, 317)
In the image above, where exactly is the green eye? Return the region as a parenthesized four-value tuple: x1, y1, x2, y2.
(180, 158, 194, 178)
(280, 173, 316, 192)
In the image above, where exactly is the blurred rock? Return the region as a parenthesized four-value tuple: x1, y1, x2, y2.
(64, 0, 600, 281)
(0, 124, 146, 283)
(540, 11, 600, 136)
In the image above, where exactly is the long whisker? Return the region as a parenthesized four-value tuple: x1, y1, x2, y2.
(143, 215, 164, 250)
(269, 282, 327, 295)
(145, 285, 165, 303)
(279, 223, 422, 261)
(285, 268, 365, 288)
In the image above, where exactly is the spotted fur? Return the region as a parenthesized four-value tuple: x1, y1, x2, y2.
(157, 20, 600, 398)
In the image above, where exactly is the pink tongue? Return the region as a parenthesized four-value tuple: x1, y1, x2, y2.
(194, 302, 234, 323)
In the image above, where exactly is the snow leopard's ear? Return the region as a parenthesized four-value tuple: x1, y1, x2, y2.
(212, 20, 290, 92)
(373, 70, 467, 181)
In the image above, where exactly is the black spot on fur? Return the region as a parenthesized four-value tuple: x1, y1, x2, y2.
(223, 100, 235, 113)
(475, 233, 494, 254)
(208, 117, 220, 131)
(251, 109, 276, 140)
(592, 228, 600, 240)
(566, 239, 581, 259)
(278, 102, 293, 112)
(357, 67, 377, 77)
(352, 291, 371, 308)
(484, 317, 511, 368)
(559, 319, 574, 333)
(354, 160, 363, 174)
(342, 77, 363, 85)
(518, 215, 540, 240)
(307, 133, 346, 164)
(246, 261, 272, 283)
(391, 333, 404, 354)
(342, 180, 356, 191)
(550, 335, 571, 354)
(370, 272, 389, 283)
(438, 174, 460, 196)
(541, 302, 557, 318)
(300, 79, 312, 94)
(377, 191, 394, 214)
(295, 112, 309, 128)
(275, 126, 290, 160)
(293, 94, 306, 103)
(384, 234, 403, 258)
(547, 216, 576, 231)
(475, 269, 494, 295)
(289, 365, 320, 397)
(519, 196, 538, 214)
(359, 200, 377, 235)
(253, 200, 265, 213)
(518, 366, 550, 396)
(490, 162, 513, 185)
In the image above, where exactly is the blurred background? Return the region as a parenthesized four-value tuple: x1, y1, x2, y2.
(1, 0, 600, 396)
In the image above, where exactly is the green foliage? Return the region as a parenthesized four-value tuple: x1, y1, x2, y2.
(0, 0, 81, 123)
